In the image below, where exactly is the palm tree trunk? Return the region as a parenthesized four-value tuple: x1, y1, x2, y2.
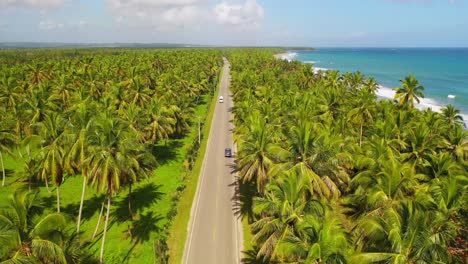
(92, 198, 105, 240)
(99, 194, 112, 264)
(1, 151, 5, 187)
(56, 186, 61, 213)
(128, 183, 133, 218)
(17, 145, 23, 159)
(359, 123, 363, 147)
(25, 143, 30, 159)
(45, 178, 50, 193)
(77, 175, 87, 233)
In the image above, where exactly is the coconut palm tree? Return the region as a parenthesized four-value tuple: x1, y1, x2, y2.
(236, 116, 282, 193)
(443, 126, 468, 164)
(26, 63, 51, 85)
(351, 158, 419, 215)
(394, 75, 425, 108)
(145, 97, 176, 144)
(281, 213, 349, 263)
(363, 77, 379, 94)
(85, 114, 141, 263)
(284, 122, 349, 199)
(348, 95, 377, 147)
(64, 100, 96, 234)
(36, 112, 66, 212)
(251, 171, 325, 262)
(0, 188, 69, 263)
(402, 125, 438, 170)
(441, 104, 465, 127)
(51, 73, 74, 108)
(351, 203, 454, 264)
(0, 74, 23, 114)
(0, 119, 16, 187)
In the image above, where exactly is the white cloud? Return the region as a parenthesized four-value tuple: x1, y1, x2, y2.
(214, 0, 264, 27)
(38, 20, 64, 30)
(106, 0, 265, 31)
(106, 0, 207, 9)
(0, 0, 69, 9)
(106, 0, 208, 29)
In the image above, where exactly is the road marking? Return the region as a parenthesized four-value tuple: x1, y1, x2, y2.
(213, 167, 220, 241)
(230, 87, 242, 264)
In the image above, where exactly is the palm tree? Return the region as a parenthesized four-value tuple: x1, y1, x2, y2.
(443, 126, 468, 163)
(36, 113, 66, 212)
(394, 75, 425, 108)
(352, 158, 418, 211)
(298, 65, 316, 89)
(0, 74, 23, 114)
(285, 122, 349, 199)
(0, 188, 70, 263)
(145, 97, 176, 143)
(51, 73, 74, 108)
(281, 213, 349, 263)
(122, 76, 151, 107)
(441, 104, 465, 127)
(26, 63, 51, 85)
(402, 125, 438, 170)
(348, 95, 376, 147)
(363, 77, 379, 94)
(236, 116, 281, 193)
(0, 119, 16, 186)
(251, 171, 325, 262)
(64, 101, 95, 233)
(351, 203, 454, 264)
(348, 71, 365, 90)
(22, 81, 58, 125)
(85, 114, 141, 263)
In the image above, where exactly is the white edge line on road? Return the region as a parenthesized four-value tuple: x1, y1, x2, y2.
(182, 61, 224, 264)
(225, 64, 243, 264)
(233, 142, 242, 264)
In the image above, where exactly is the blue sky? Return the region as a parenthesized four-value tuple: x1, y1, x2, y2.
(0, 0, 467, 47)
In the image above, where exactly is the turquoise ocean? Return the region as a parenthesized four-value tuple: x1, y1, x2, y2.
(284, 48, 468, 125)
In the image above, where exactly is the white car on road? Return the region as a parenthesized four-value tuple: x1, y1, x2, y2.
(219, 96, 224, 103)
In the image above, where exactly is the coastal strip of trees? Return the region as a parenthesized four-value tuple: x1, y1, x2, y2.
(228, 49, 467, 263)
(0, 48, 222, 263)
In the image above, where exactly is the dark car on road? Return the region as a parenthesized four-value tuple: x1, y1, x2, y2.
(224, 148, 232, 157)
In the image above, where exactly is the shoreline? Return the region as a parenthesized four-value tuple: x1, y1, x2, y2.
(275, 52, 328, 74)
(275, 51, 468, 127)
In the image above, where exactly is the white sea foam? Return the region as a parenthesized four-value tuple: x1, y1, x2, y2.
(304, 60, 319, 64)
(313, 67, 328, 74)
(377, 86, 467, 126)
(377, 85, 445, 112)
(276, 52, 298, 62)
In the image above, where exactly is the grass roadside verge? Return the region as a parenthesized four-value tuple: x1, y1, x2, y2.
(0, 95, 213, 263)
(167, 65, 223, 263)
(242, 217, 253, 254)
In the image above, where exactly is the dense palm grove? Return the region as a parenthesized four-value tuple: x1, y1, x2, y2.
(0, 49, 221, 263)
(228, 50, 467, 263)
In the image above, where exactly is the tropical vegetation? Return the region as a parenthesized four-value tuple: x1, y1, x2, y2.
(0, 48, 222, 263)
(228, 49, 467, 263)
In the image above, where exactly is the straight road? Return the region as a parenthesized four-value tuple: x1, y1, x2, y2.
(183, 58, 242, 264)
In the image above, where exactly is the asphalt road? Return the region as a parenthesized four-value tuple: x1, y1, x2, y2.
(183, 58, 242, 264)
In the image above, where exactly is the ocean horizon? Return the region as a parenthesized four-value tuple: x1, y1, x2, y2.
(282, 48, 468, 126)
